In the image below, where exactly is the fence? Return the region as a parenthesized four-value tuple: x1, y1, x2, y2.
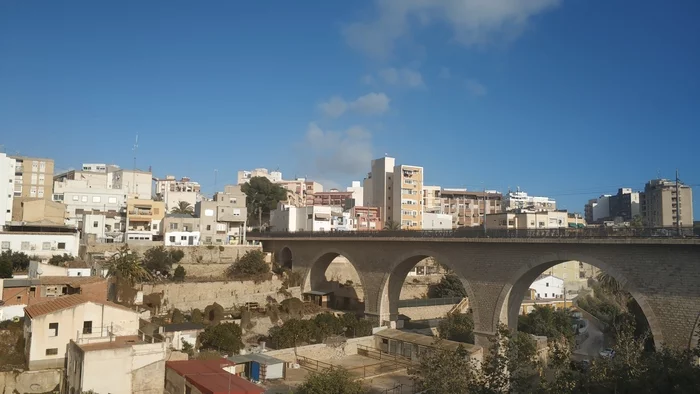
(249, 226, 698, 240)
(397, 297, 462, 308)
(296, 350, 410, 380)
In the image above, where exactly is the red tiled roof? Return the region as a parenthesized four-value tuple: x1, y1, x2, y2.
(166, 359, 264, 394)
(24, 294, 135, 318)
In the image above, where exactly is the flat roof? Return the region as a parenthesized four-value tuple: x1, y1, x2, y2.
(162, 322, 205, 333)
(78, 335, 145, 351)
(303, 290, 332, 296)
(375, 329, 481, 354)
(167, 359, 264, 394)
(228, 353, 285, 365)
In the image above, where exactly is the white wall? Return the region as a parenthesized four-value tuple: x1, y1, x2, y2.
(592, 195, 610, 222)
(0, 153, 15, 229)
(0, 305, 26, 321)
(423, 213, 452, 230)
(67, 268, 92, 277)
(0, 232, 79, 261)
(29, 261, 69, 277)
(346, 181, 364, 207)
(54, 179, 127, 227)
(530, 275, 564, 299)
(164, 231, 201, 246)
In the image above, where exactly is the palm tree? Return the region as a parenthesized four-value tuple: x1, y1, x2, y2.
(171, 201, 194, 215)
(596, 271, 621, 295)
(384, 220, 401, 230)
(105, 245, 152, 287)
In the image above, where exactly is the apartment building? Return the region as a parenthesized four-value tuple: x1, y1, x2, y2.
(53, 178, 127, 230)
(586, 188, 641, 223)
(503, 188, 556, 212)
(0, 153, 15, 229)
(237, 168, 283, 184)
(641, 178, 693, 228)
(0, 223, 80, 262)
(423, 185, 442, 214)
(306, 190, 354, 210)
(392, 165, 424, 230)
(346, 181, 364, 207)
(278, 178, 323, 207)
(270, 203, 332, 232)
(125, 199, 165, 241)
(484, 210, 568, 230)
(195, 185, 247, 245)
(351, 206, 381, 231)
(154, 175, 201, 212)
(439, 189, 503, 228)
(11, 155, 54, 201)
(111, 168, 152, 200)
(363, 156, 395, 225)
(163, 213, 201, 246)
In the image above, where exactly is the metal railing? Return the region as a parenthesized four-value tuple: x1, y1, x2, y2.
(248, 226, 697, 239)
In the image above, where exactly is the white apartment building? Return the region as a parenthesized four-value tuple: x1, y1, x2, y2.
(53, 178, 127, 231)
(346, 181, 364, 207)
(0, 229, 79, 262)
(270, 203, 333, 232)
(423, 212, 452, 230)
(237, 168, 283, 184)
(503, 188, 556, 212)
(0, 153, 16, 229)
(23, 294, 140, 370)
(529, 275, 565, 299)
(154, 175, 201, 212)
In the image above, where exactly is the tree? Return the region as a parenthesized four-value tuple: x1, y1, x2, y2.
(226, 250, 269, 278)
(383, 220, 401, 230)
(339, 314, 372, 338)
(437, 312, 475, 344)
(142, 246, 185, 277)
(0, 255, 12, 278)
(48, 253, 74, 266)
(198, 322, 244, 355)
(280, 297, 304, 319)
(171, 201, 194, 215)
(410, 341, 476, 394)
(296, 367, 368, 394)
(428, 273, 467, 298)
(181, 339, 195, 359)
(0, 250, 30, 272)
(171, 308, 185, 324)
(630, 214, 644, 228)
(312, 313, 344, 342)
(173, 265, 186, 282)
(518, 305, 575, 344)
(203, 302, 224, 325)
(268, 319, 314, 351)
(241, 176, 287, 228)
(105, 245, 152, 286)
(191, 308, 203, 324)
(597, 271, 622, 296)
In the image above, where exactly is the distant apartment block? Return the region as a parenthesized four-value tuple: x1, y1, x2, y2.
(585, 188, 641, 224)
(503, 188, 556, 212)
(154, 175, 201, 213)
(195, 185, 247, 245)
(439, 189, 502, 228)
(237, 168, 283, 184)
(11, 155, 54, 201)
(641, 178, 693, 228)
(485, 210, 569, 230)
(346, 180, 364, 207)
(423, 185, 442, 214)
(53, 177, 127, 231)
(0, 153, 16, 229)
(0, 223, 79, 262)
(270, 203, 333, 232)
(278, 178, 324, 207)
(363, 156, 395, 225)
(306, 190, 354, 210)
(125, 199, 165, 241)
(392, 164, 424, 230)
(351, 206, 381, 231)
(423, 212, 452, 230)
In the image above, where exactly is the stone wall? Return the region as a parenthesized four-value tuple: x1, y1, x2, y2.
(264, 336, 376, 362)
(0, 369, 62, 393)
(138, 279, 301, 311)
(399, 304, 455, 321)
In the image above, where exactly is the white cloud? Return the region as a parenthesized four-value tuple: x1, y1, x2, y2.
(439, 66, 451, 79)
(378, 67, 425, 88)
(465, 79, 487, 96)
(343, 0, 560, 59)
(318, 92, 391, 117)
(361, 74, 375, 85)
(304, 122, 374, 177)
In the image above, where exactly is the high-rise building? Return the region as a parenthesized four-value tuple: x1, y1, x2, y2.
(346, 181, 364, 207)
(362, 156, 395, 225)
(0, 153, 16, 229)
(587, 188, 641, 224)
(641, 179, 693, 228)
(11, 155, 54, 201)
(392, 164, 424, 230)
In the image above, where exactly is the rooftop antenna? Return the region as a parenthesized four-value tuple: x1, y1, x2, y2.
(132, 135, 138, 197)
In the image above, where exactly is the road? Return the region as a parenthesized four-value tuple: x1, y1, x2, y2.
(573, 319, 605, 360)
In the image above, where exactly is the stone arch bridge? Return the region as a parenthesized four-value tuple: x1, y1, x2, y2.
(253, 234, 700, 350)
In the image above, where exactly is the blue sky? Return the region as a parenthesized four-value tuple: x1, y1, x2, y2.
(1, 0, 699, 217)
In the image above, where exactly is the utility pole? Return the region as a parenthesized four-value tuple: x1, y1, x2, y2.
(132, 135, 138, 198)
(675, 169, 681, 235)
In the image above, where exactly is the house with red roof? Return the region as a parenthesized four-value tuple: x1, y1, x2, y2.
(165, 359, 265, 394)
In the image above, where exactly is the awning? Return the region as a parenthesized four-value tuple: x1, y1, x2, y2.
(315, 213, 331, 220)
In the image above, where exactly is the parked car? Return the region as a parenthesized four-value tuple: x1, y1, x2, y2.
(599, 348, 615, 358)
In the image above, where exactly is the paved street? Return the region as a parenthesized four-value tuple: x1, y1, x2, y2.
(573, 320, 605, 360)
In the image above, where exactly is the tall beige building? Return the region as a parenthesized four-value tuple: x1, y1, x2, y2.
(363, 157, 395, 225)
(11, 156, 54, 200)
(642, 179, 693, 228)
(391, 165, 424, 230)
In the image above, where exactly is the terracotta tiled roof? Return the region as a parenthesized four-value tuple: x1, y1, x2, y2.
(24, 294, 135, 319)
(39, 276, 104, 286)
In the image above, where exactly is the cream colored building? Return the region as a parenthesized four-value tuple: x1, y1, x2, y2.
(23, 294, 139, 370)
(392, 165, 423, 230)
(423, 185, 442, 214)
(484, 210, 569, 230)
(11, 155, 54, 203)
(126, 199, 165, 241)
(11, 198, 66, 225)
(363, 156, 395, 225)
(642, 178, 693, 228)
(154, 175, 201, 212)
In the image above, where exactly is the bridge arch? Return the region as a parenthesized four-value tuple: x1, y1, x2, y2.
(495, 252, 665, 349)
(303, 248, 366, 311)
(278, 246, 293, 269)
(378, 249, 479, 329)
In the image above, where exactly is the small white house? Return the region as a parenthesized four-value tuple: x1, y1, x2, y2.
(0, 232, 79, 262)
(529, 274, 565, 300)
(164, 231, 200, 246)
(423, 212, 453, 230)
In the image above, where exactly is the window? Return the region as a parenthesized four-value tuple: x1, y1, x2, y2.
(93, 221, 99, 228)
(72, 195, 79, 201)
(204, 209, 214, 217)
(45, 348, 58, 356)
(0, 241, 9, 250)
(108, 197, 117, 204)
(39, 161, 46, 172)
(39, 174, 45, 184)
(31, 173, 38, 184)
(82, 321, 92, 334)
(169, 236, 175, 242)
(181, 236, 187, 241)
(233, 209, 241, 216)
(21, 241, 30, 250)
(30, 186, 37, 197)
(206, 225, 211, 231)
(49, 322, 59, 336)
(544, 293, 548, 298)
(170, 223, 178, 230)
(92, 196, 101, 203)
(38, 187, 44, 198)
(152, 223, 158, 230)
(57, 242, 66, 250)
(230, 198, 237, 204)
(81, 196, 88, 202)
(42, 242, 51, 250)
(546, 282, 549, 287)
